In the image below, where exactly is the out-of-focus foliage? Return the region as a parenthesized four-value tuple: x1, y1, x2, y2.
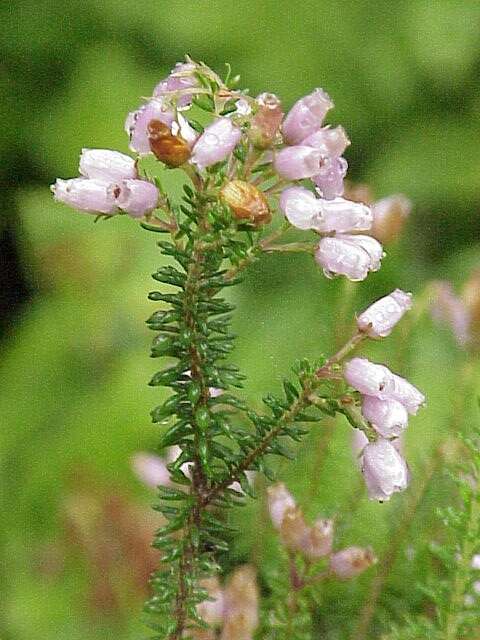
(1, 1, 480, 639)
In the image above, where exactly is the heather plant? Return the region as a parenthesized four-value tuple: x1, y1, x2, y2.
(51, 58, 430, 639)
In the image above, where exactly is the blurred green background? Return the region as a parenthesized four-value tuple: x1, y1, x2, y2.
(1, 1, 480, 638)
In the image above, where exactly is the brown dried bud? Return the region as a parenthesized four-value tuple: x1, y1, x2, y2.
(220, 180, 271, 226)
(147, 119, 191, 168)
(280, 507, 334, 559)
(370, 194, 411, 244)
(221, 565, 258, 640)
(329, 546, 377, 580)
(249, 92, 283, 149)
(280, 506, 310, 552)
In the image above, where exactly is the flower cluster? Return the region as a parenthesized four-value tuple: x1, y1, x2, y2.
(50, 58, 425, 638)
(51, 58, 411, 284)
(335, 289, 424, 501)
(267, 483, 376, 579)
(52, 149, 159, 218)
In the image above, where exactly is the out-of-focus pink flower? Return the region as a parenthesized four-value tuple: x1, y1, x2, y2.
(79, 149, 137, 182)
(221, 566, 258, 640)
(361, 396, 409, 438)
(361, 438, 409, 501)
(191, 118, 242, 169)
(197, 577, 224, 628)
(282, 88, 333, 145)
(431, 281, 471, 348)
(274, 145, 324, 180)
(357, 289, 412, 338)
(131, 452, 170, 488)
(313, 157, 348, 200)
(51, 178, 118, 215)
(125, 100, 174, 155)
(330, 546, 376, 579)
(315, 235, 383, 281)
(266, 483, 296, 529)
(115, 179, 159, 218)
(371, 194, 411, 244)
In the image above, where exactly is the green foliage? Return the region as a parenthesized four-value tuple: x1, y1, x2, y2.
(384, 427, 480, 639)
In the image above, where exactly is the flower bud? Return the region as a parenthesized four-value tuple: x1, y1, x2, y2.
(267, 483, 296, 529)
(221, 566, 258, 640)
(330, 546, 376, 579)
(274, 145, 325, 180)
(125, 100, 174, 155)
(115, 179, 159, 218)
(154, 62, 199, 108)
(388, 371, 425, 415)
(315, 235, 383, 281)
(302, 125, 350, 157)
(131, 452, 170, 488)
(282, 88, 333, 145)
(79, 149, 137, 182)
(344, 358, 392, 397)
(197, 576, 224, 628)
(279, 186, 322, 230)
(371, 195, 411, 244)
(361, 396, 409, 438)
(313, 156, 348, 200)
(357, 289, 412, 338)
(220, 180, 271, 226)
(51, 178, 118, 214)
(304, 518, 334, 559)
(314, 197, 373, 233)
(431, 281, 470, 347)
(280, 506, 311, 552)
(191, 118, 242, 169)
(249, 92, 283, 149)
(147, 119, 192, 167)
(361, 438, 409, 501)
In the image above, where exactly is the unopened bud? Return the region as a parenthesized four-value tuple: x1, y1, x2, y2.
(147, 119, 191, 168)
(280, 506, 310, 552)
(220, 180, 271, 226)
(361, 396, 409, 438)
(371, 195, 411, 244)
(362, 438, 409, 501)
(249, 92, 283, 149)
(330, 546, 376, 579)
(356, 289, 412, 338)
(304, 518, 334, 559)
